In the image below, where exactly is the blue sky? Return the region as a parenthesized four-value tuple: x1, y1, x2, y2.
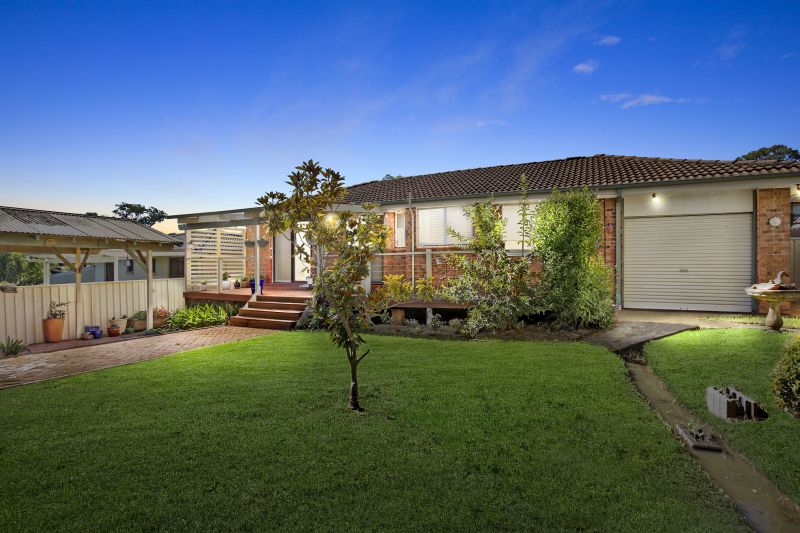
(1, 0, 798, 232)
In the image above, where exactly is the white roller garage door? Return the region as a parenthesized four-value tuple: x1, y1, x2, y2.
(623, 213, 753, 312)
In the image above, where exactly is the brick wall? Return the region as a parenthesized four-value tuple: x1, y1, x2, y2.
(756, 188, 792, 313)
(600, 198, 616, 271)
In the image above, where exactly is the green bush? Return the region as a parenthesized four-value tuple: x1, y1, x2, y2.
(773, 336, 800, 418)
(440, 200, 535, 337)
(529, 188, 614, 329)
(168, 304, 228, 331)
(1, 336, 29, 357)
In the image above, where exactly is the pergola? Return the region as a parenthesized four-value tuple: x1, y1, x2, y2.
(0, 206, 180, 336)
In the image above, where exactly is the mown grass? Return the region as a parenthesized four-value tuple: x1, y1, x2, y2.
(647, 328, 800, 503)
(0, 332, 745, 531)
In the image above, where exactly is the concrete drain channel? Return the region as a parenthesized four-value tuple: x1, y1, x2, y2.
(623, 356, 800, 532)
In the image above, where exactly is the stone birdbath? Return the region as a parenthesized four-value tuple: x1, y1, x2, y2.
(745, 271, 800, 331)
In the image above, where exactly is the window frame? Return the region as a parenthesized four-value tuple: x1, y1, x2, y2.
(416, 205, 473, 246)
(394, 211, 406, 248)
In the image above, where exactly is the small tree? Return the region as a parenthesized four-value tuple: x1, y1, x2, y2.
(440, 199, 535, 337)
(528, 188, 614, 329)
(257, 160, 387, 410)
(113, 203, 167, 226)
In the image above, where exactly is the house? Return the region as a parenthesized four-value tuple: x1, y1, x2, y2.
(37, 238, 185, 285)
(172, 154, 800, 314)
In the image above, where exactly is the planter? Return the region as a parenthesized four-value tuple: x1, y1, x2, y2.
(390, 308, 406, 326)
(221, 280, 231, 290)
(42, 318, 65, 343)
(250, 279, 264, 294)
(107, 326, 121, 337)
(129, 318, 147, 332)
(153, 317, 167, 329)
(108, 318, 127, 330)
(84, 326, 102, 339)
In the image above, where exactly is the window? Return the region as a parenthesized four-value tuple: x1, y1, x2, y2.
(169, 257, 185, 278)
(395, 212, 406, 248)
(126, 259, 134, 273)
(417, 206, 473, 245)
(152, 258, 157, 275)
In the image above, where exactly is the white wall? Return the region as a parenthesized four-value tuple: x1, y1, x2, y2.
(0, 278, 185, 345)
(624, 189, 753, 218)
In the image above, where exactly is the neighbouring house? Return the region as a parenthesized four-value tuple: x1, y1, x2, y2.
(39, 237, 185, 285)
(172, 154, 800, 314)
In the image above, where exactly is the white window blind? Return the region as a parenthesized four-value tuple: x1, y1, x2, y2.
(502, 203, 536, 250)
(395, 212, 406, 247)
(418, 206, 473, 245)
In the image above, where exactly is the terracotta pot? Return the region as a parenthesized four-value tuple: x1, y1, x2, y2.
(42, 318, 65, 343)
(107, 326, 121, 337)
(108, 318, 127, 330)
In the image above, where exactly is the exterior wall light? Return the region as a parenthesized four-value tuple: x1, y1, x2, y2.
(651, 192, 660, 203)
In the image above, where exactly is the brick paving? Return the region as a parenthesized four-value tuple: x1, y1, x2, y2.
(0, 326, 273, 390)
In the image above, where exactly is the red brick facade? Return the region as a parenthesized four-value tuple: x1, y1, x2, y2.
(600, 198, 616, 271)
(756, 188, 792, 313)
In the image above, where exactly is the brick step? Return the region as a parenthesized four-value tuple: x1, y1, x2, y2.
(255, 294, 310, 304)
(249, 300, 308, 311)
(229, 315, 296, 330)
(239, 307, 304, 320)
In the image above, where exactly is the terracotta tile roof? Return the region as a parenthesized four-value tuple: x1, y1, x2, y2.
(344, 154, 800, 204)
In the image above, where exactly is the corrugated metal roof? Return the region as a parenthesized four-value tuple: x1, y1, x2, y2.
(0, 206, 180, 244)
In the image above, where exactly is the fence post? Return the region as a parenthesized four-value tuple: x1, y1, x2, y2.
(425, 248, 433, 326)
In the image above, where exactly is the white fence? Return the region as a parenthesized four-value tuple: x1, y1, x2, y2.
(0, 278, 185, 345)
(186, 228, 246, 290)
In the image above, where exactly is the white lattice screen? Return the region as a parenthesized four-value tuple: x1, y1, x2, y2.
(186, 228, 246, 289)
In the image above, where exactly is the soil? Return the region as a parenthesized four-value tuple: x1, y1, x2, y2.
(369, 323, 597, 342)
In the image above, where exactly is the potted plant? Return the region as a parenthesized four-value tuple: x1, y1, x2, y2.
(107, 324, 121, 337)
(249, 275, 264, 294)
(200, 281, 208, 292)
(153, 306, 170, 328)
(108, 316, 127, 330)
(43, 301, 68, 343)
(129, 310, 148, 332)
(234, 278, 241, 289)
(221, 272, 231, 290)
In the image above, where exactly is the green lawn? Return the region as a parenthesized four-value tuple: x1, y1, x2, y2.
(0, 333, 745, 531)
(647, 328, 800, 503)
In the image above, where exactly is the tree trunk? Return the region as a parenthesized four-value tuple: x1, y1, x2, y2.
(348, 348, 361, 411)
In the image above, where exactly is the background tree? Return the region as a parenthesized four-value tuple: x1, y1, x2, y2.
(258, 160, 388, 410)
(0, 252, 43, 285)
(736, 144, 800, 162)
(112, 203, 167, 226)
(528, 188, 614, 329)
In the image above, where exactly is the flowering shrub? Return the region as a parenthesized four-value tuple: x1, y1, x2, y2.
(153, 306, 170, 319)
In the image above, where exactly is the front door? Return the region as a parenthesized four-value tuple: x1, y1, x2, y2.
(273, 231, 293, 282)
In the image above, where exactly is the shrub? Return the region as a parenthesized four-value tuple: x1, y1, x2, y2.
(440, 200, 535, 337)
(414, 276, 436, 302)
(0, 336, 29, 357)
(773, 336, 800, 418)
(383, 274, 412, 302)
(529, 188, 614, 329)
(168, 304, 228, 330)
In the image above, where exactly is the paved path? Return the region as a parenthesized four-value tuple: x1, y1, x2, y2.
(0, 326, 273, 389)
(587, 321, 698, 353)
